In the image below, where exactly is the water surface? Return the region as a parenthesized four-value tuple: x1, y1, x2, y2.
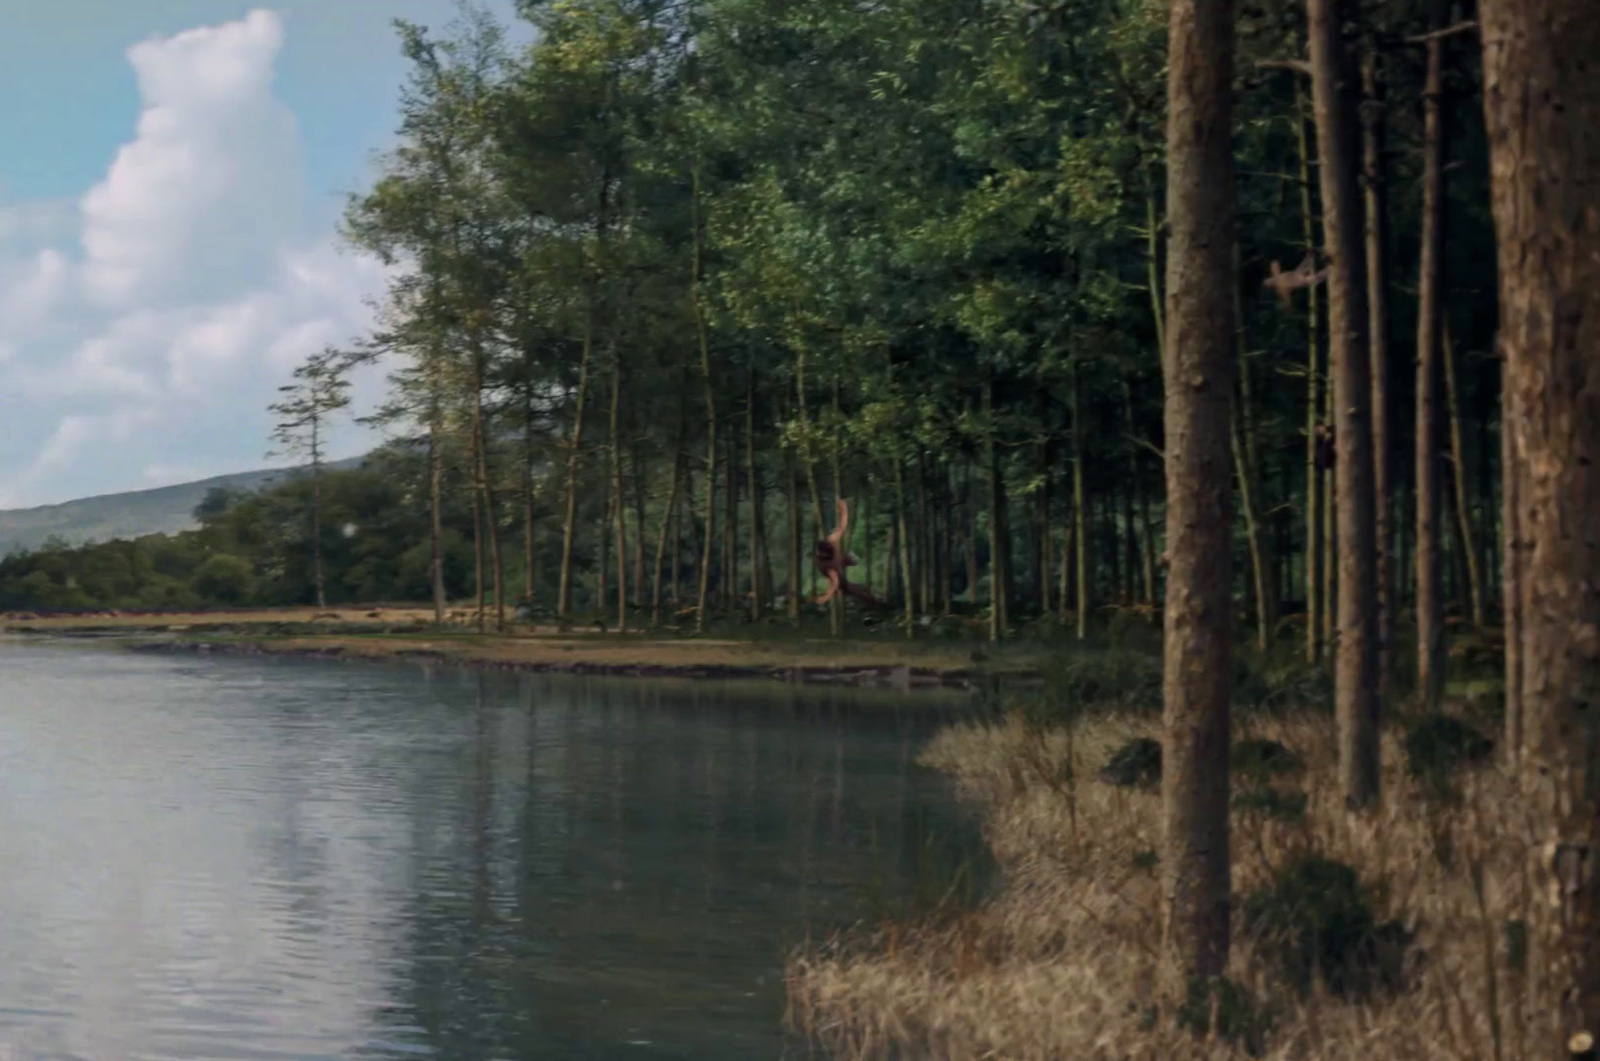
(0, 641, 979, 1060)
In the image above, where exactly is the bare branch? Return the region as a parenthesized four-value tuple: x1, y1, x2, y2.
(1256, 59, 1313, 76)
(1406, 20, 1478, 44)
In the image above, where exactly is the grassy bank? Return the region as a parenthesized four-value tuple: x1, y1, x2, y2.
(785, 648, 1540, 1060)
(1, 605, 1051, 688)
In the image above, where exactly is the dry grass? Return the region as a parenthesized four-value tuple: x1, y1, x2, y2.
(786, 691, 1556, 1060)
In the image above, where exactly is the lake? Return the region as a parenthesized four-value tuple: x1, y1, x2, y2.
(0, 640, 982, 1060)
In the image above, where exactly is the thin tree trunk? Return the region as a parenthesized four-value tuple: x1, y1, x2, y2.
(1233, 242, 1276, 653)
(428, 408, 446, 623)
(1297, 78, 1325, 663)
(651, 444, 683, 627)
(984, 375, 1006, 641)
(522, 353, 539, 608)
(471, 466, 485, 633)
(691, 165, 716, 633)
(611, 359, 628, 633)
(1443, 322, 1484, 627)
(1072, 368, 1089, 641)
(1309, 0, 1380, 810)
(1501, 358, 1523, 764)
(1125, 386, 1157, 605)
(1479, 0, 1600, 1048)
(746, 377, 764, 618)
(1362, 46, 1393, 700)
(473, 370, 505, 633)
(1415, 0, 1448, 711)
(964, 463, 979, 612)
(1161, 0, 1236, 980)
(557, 317, 593, 623)
(893, 460, 915, 637)
(786, 449, 801, 619)
(311, 417, 325, 610)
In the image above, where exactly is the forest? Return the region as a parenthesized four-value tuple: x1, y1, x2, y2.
(8, 0, 1599, 1054)
(4, 0, 1505, 656)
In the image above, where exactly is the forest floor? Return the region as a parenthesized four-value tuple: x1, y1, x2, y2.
(784, 639, 1532, 1060)
(0, 604, 1039, 688)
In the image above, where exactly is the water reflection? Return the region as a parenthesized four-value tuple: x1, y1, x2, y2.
(0, 643, 980, 1060)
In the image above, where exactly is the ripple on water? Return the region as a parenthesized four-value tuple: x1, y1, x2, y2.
(0, 644, 983, 1060)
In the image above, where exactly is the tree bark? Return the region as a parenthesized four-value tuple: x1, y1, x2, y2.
(1072, 367, 1089, 641)
(651, 444, 682, 627)
(1415, 0, 1449, 712)
(691, 165, 717, 634)
(1296, 77, 1325, 664)
(557, 317, 593, 624)
(786, 448, 801, 619)
(985, 374, 1006, 641)
(1443, 321, 1485, 626)
(746, 377, 764, 618)
(1233, 242, 1276, 653)
(1161, 0, 1235, 982)
(428, 403, 446, 623)
(610, 359, 628, 633)
(310, 414, 326, 610)
(1361, 46, 1393, 700)
(1479, 0, 1600, 1049)
(1309, 0, 1381, 810)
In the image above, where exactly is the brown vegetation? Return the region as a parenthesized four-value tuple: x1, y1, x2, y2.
(787, 669, 1555, 1059)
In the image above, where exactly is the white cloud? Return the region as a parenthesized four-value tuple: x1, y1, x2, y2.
(0, 9, 392, 509)
(80, 9, 305, 310)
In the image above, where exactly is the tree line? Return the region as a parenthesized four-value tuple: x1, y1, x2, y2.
(1157, 0, 1598, 1054)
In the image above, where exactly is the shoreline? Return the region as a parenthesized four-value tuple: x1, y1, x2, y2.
(1, 609, 1032, 691)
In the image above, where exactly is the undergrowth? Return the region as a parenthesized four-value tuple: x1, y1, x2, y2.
(785, 641, 1550, 1060)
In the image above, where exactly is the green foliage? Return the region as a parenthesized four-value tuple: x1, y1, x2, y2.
(1098, 736, 1162, 788)
(1402, 714, 1494, 796)
(1231, 737, 1305, 783)
(1240, 854, 1414, 1000)
(1176, 976, 1275, 1056)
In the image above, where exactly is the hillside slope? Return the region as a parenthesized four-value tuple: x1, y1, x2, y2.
(0, 457, 364, 555)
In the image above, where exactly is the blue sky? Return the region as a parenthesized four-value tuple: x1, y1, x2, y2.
(0, 2, 519, 508)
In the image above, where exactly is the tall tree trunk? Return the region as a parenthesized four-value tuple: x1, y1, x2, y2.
(610, 359, 628, 633)
(1362, 46, 1393, 700)
(984, 375, 1006, 641)
(786, 449, 801, 619)
(1443, 322, 1484, 627)
(1125, 386, 1157, 604)
(310, 417, 326, 610)
(522, 353, 539, 609)
(1415, 0, 1448, 712)
(597, 488, 609, 616)
(557, 317, 593, 624)
(471, 467, 485, 633)
(1161, 0, 1235, 981)
(428, 406, 446, 623)
(1233, 242, 1276, 652)
(724, 434, 738, 612)
(965, 463, 979, 612)
(651, 445, 683, 627)
(746, 377, 764, 619)
(1072, 368, 1089, 640)
(1502, 356, 1524, 763)
(1309, 0, 1381, 810)
(1479, 0, 1600, 1048)
(473, 370, 505, 633)
(893, 459, 915, 638)
(1297, 78, 1325, 664)
(691, 165, 717, 634)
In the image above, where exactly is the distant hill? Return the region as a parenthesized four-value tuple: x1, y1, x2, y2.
(0, 456, 365, 556)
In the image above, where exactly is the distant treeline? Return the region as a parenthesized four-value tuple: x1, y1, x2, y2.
(0, 446, 466, 613)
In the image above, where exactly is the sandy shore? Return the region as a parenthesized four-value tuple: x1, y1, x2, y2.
(2, 606, 1022, 690)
